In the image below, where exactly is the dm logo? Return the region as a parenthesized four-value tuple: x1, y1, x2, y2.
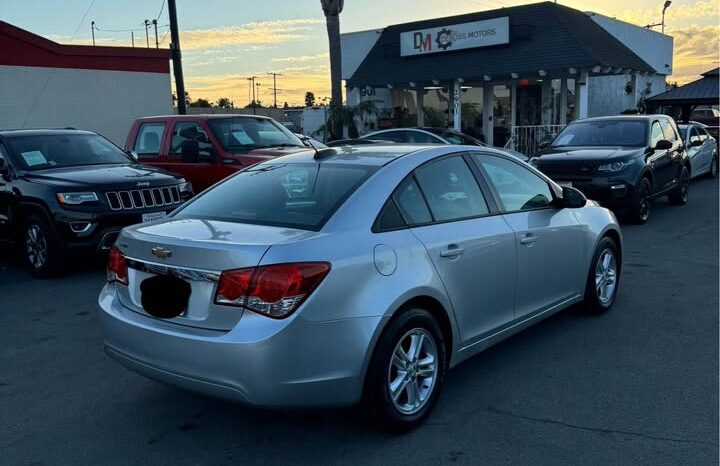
(435, 28, 453, 50)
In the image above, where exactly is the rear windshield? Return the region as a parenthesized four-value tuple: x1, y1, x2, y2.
(552, 120, 648, 147)
(6, 133, 132, 171)
(173, 163, 377, 230)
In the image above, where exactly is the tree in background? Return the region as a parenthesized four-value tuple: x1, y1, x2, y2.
(305, 92, 316, 107)
(283, 102, 290, 109)
(189, 98, 212, 108)
(320, 0, 344, 109)
(216, 97, 234, 109)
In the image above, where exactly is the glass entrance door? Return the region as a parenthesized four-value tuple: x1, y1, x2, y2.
(493, 84, 512, 147)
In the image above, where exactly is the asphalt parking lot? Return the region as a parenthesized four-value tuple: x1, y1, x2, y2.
(1, 177, 718, 466)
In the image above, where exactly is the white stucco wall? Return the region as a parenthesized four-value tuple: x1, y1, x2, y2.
(588, 13, 673, 75)
(341, 29, 383, 80)
(0, 65, 171, 144)
(587, 74, 667, 117)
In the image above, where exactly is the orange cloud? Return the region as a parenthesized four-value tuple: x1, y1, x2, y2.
(180, 19, 324, 50)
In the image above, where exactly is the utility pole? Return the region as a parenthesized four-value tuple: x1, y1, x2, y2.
(131, 31, 135, 47)
(168, 0, 187, 114)
(91, 21, 95, 46)
(267, 72, 282, 108)
(143, 20, 150, 48)
(152, 19, 159, 48)
(256, 82, 262, 108)
(247, 76, 258, 114)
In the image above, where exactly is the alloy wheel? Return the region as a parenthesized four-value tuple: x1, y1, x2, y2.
(639, 186, 650, 222)
(595, 249, 617, 304)
(26, 224, 48, 270)
(388, 328, 438, 415)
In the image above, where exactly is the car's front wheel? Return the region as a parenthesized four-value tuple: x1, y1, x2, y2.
(24, 214, 63, 277)
(668, 166, 690, 205)
(583, 236, 621, 314)
(626, 177, 652, 224)
(364, 308, 447, 432)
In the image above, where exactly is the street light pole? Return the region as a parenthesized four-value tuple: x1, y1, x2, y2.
(661, 0, 671, 34)
(267, 72, 282, 108)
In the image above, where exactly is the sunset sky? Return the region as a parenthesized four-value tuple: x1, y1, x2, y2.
(2, 0, 718, 106)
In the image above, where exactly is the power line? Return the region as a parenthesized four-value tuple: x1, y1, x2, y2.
(158, 29, 171, 46)
(70, 0, 98, 41)
(155, 0, 166, 21)
(94, 24, 146, 32)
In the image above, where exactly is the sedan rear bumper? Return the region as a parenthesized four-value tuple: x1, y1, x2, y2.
(98, 284, 383, 408)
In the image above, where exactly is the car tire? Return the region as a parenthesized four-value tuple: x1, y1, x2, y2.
(23, 214, 63, 278)
(363, 307, 447, 432)
(707, 155, 718, 179)
(583, 236, 621, 315)
(626, 177, 652, 224)
(668, 166, 690, 206)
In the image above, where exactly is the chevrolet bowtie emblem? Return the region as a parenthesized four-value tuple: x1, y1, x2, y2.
(151, 246, 172, 259)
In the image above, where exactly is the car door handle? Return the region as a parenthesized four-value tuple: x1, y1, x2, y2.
(520, 234, 538, 245)
(440, 246, 464, 258)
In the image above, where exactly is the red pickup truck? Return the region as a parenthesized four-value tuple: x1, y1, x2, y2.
(124, 115, 309, 192)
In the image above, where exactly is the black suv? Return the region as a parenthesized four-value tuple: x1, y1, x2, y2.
(531, 115, 690, 224)
(0, 129, 193, 276)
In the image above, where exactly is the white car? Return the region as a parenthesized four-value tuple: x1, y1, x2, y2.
(678, 123, 718, 178)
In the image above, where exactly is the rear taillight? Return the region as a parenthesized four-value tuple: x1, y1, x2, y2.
(214, 262, 330, 319)
(107, 245, 128, 285)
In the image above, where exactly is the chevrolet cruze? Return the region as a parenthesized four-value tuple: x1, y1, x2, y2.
(99, 144, 622, 430)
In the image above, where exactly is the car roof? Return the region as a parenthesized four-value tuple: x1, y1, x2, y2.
(135, 114, 275, 121)
(262, 144, 430, 167)
(0, 128, 97, 138)
(678, 121, 708, 128)
(572, 115, 670, 123)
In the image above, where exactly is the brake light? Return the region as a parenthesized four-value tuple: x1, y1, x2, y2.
(214, 262, 330, 318)
(107, 245, 128, 285)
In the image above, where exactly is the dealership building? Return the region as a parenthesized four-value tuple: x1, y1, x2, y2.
(341, 2, 673, 153)
(0, 21, 171, 144)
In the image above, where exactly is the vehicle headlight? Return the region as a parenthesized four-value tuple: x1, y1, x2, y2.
(56, 192, 98, 205)
(178, 181, 193, 194)
(597, 161, 632, 172)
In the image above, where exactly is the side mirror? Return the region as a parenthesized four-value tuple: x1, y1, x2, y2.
(655, 139, 673, 150)
(125, 150, 139, 160)
(538, 140, 550, 150)
(690, 138, 703, 148)
(561, 186, 587, 208)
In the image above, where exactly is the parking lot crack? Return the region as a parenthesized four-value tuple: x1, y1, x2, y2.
(486, 406, 718, 447)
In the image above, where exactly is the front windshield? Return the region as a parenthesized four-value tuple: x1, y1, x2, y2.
(6, 133, 132, 171)
(552, 120, 648, 148)
(207, 117, 304, 152)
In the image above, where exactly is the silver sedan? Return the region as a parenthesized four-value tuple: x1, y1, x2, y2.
(99, 144, 622, 430)
(678, 123, 718, 179)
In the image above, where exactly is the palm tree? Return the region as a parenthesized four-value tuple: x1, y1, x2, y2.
(321, 0, 344, 110)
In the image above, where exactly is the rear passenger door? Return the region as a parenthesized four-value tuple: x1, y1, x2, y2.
(471, 153, 584, 319)
(398, 154, 517, 345)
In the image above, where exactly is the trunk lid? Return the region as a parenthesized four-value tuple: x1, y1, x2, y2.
(114, 218, 318, 330)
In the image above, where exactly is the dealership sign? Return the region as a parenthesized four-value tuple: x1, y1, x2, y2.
(400, 17, 509, 57)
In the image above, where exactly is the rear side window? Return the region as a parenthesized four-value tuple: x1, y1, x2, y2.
(373, 200, 406, 232)
(174, 163, 376, 231)
(414, 156, 489, 221)
(393, 177, 433, 225)
(134, 123, 165, 156)
(406, 131, 440, 143)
